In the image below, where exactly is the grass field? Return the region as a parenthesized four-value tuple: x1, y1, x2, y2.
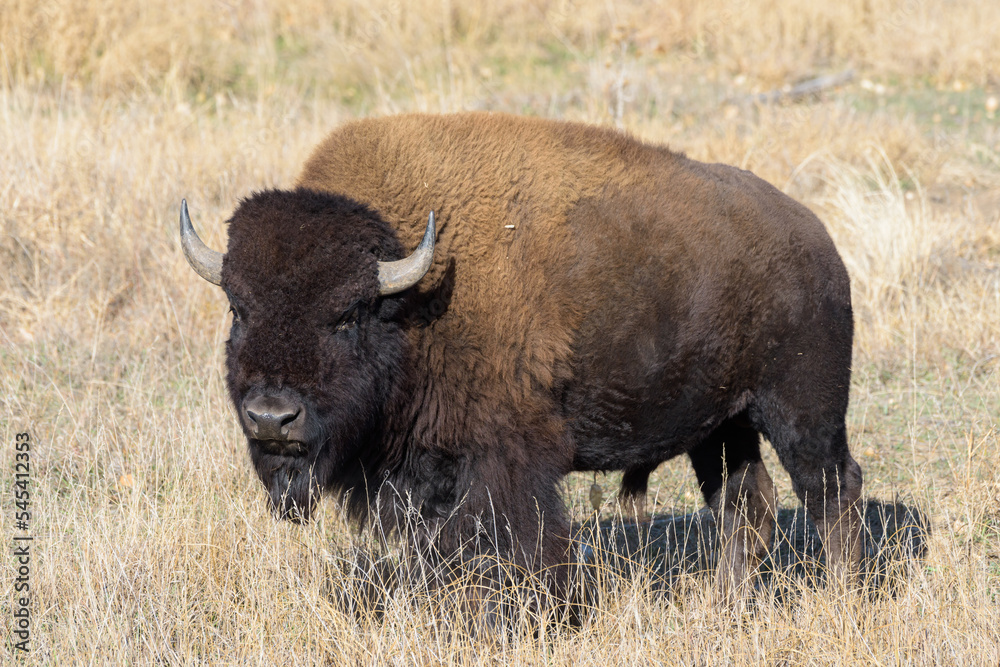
(2, 0, 999, 663)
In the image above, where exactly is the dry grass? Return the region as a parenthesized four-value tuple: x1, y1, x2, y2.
(2, 0, 999, 663)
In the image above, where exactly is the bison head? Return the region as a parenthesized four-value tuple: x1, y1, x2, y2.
(180, 189, 434, 521)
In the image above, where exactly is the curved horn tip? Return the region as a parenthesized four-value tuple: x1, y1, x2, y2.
(179, 199, 224, 286)
(377, 210, 437, 296)
(420, 211, 436, 248)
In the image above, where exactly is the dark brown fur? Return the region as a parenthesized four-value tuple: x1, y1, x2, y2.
(215, 112, 862, 609)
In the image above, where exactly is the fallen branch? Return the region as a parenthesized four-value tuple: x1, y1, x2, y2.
(732, 69, 856, 105)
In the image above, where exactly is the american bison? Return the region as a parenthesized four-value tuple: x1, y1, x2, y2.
(180, 112, 862, 608)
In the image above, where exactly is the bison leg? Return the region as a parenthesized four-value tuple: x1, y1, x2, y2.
(437, 474, 573, 632)
(813, 452, 863, 587)
(773, 425, 862, 586)
(688, 419, 777, 601)
(618, 462, 658, 521)
(753, 308, 863, 586)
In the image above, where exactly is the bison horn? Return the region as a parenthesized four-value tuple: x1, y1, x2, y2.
(179, 199, 224, 286)
(377, 211, 436, 295)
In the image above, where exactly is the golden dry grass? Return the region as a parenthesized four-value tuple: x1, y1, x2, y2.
(1, 0, 999, 663)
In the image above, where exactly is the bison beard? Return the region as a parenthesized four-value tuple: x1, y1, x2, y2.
(180, 112, 864, 622)
(244, 399, 355, 523)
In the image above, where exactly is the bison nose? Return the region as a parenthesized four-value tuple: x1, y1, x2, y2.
(242, 394, 305, 443)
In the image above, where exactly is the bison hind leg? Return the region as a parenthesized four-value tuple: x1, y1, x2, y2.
(772, 423, 863, 588)
(751, 312, 863, 588)
(688, 418, 777, 602)
(713, 459, 778, 602)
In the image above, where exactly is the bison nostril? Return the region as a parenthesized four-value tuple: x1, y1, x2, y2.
(279, 409, 301, 432)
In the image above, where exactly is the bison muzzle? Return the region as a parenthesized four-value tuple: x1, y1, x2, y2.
(180, 112, 863, 612)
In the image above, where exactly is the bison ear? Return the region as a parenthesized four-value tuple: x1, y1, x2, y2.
(180, 199, 224, 286)
(377, 211, 435, 295)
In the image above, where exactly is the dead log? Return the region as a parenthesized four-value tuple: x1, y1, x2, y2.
(729, 69, 855, 106)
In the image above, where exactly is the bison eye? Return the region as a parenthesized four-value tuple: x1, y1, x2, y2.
(332, 302, 362, 333)
(226, 290, 246, 324)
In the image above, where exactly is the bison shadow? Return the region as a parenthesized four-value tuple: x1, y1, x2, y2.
(326, 499, 929, 624)
(575, 498, 930, 600)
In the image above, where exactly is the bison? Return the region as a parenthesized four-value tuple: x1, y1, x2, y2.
(180, 112, 862, 609)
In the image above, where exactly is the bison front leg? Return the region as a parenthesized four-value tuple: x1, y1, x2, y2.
(413, 471, 572, 632)
(443, 499, 572, 633)
(618, 462, 658, 521)
(689, 418, 776, 601)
